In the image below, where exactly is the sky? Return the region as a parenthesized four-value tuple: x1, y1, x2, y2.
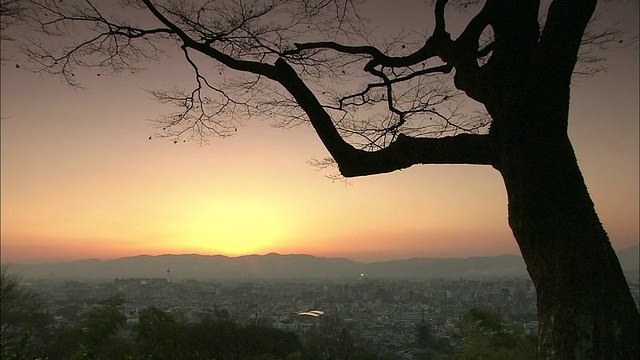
(1, 1, 638, 264)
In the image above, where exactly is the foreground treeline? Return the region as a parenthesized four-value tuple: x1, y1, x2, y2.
(1, 268, 536, 359)
(1, 293, 374, 359)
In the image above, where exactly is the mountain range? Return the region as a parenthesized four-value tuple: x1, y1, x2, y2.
(6, 245, 638, 281)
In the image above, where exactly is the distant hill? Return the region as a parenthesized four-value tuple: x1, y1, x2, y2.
(8, 253, 362, 280)
(360, 254, 528, 278)
(5, 245, 638, 281)
(617, 244, 639, 271)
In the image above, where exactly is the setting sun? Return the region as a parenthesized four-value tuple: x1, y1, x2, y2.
(174, 197, 292, 256)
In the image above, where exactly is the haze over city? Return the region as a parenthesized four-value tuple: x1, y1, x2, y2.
(1, 0, 638, 264)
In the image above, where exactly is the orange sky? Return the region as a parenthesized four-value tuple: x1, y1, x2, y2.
(1, 1, 638, 264)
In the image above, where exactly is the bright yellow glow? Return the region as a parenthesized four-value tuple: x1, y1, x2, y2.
(172, 198, 290, 256)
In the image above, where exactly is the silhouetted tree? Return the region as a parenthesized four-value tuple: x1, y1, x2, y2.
(0, 0, 23, 38)
(47, 325, 85, 360)
(236, 325, 303, 359)
(133, 306, 181, 357)
(7, 1, 638, 357)
(174, 318, 302, 359)
(0, 266, 51, 359)
(69, 294, 131, 359)
(454, 307, 536, 360)
(301, 314, 375, 360)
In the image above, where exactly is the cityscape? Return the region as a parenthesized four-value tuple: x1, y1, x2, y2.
(5, 249, 638, 359)
(16, 275, 544, 359)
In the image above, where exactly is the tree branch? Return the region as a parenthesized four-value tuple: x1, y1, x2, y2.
(273, 58, 494, 177)
(539, 0, 597, 83)
(141, 0, 277, 78)
(339, 133, 495, 177)
(284, 0, 451, 69)
(285, 39, 442, 69)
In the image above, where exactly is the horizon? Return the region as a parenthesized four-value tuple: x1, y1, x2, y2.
(3, 243, 639, 266)
(2, 249, 526, 265)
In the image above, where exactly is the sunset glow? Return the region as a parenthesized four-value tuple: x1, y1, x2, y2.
(1, 1, 638, 264)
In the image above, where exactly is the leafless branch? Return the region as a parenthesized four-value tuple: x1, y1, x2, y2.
(6, 0, 625, 174)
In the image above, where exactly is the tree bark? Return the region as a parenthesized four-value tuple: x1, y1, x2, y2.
(477, 1, 640, 357)
(494, 110, 639, 358)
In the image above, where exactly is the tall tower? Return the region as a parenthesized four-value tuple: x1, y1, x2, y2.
(166, 267, 171, 283)
(416, 307, 433, 348)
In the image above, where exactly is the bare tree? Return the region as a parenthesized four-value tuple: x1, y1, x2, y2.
(0, 266, 50, 358)
(0, 0, 24, 34)
(0, 0, 26, 63)
(8, 0, 639, 358)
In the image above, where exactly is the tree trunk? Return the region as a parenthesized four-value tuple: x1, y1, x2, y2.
(496, 119, 639, 358)
(272, 2, 639, 357)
